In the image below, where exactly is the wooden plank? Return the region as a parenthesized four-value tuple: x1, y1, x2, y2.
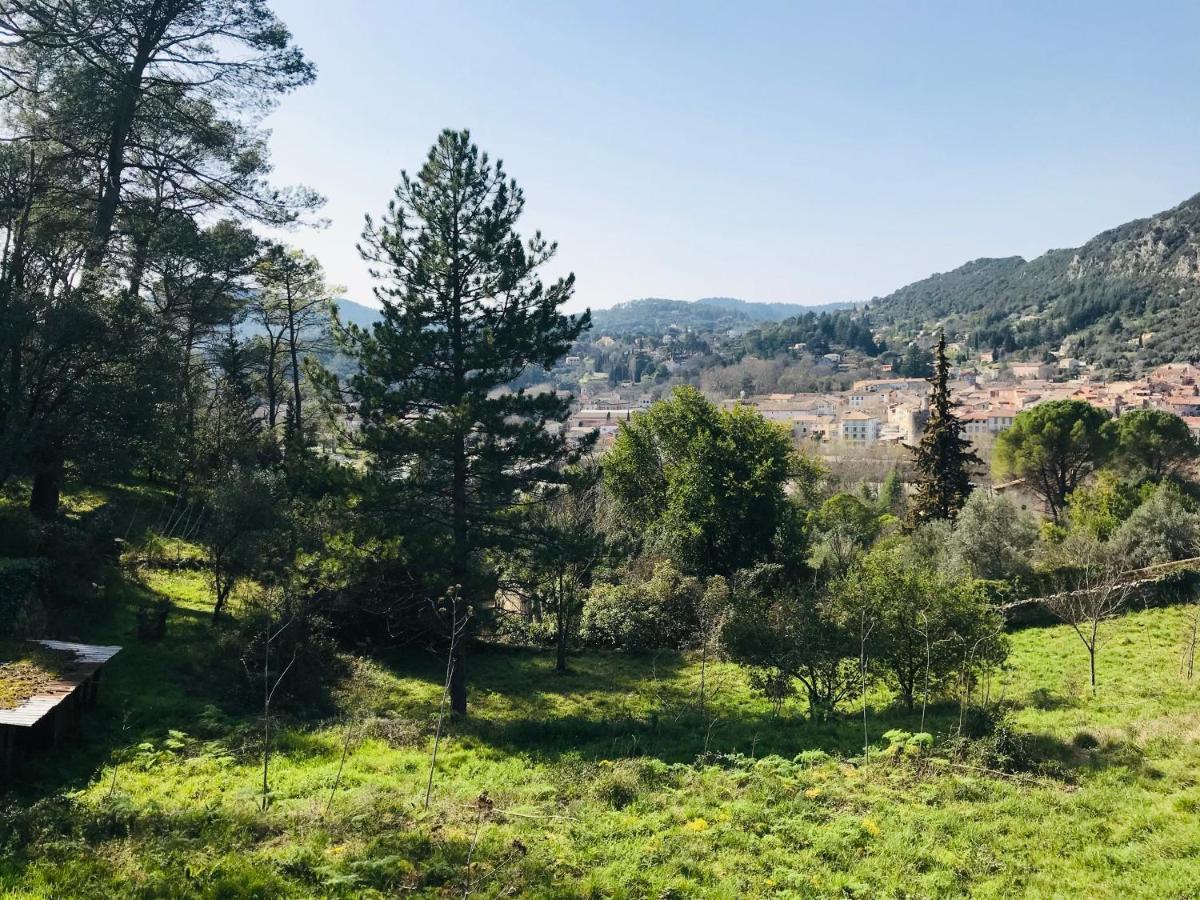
(0, 642, 121, 729)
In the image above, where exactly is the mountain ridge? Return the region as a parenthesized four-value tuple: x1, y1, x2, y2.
(865, 192, 1200, 371)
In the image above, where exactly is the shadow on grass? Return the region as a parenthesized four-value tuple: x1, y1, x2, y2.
(4, 561, 332, 804)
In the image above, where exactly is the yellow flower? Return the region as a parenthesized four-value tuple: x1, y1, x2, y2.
(803, 787, 821, 798)
(861, 817, 881, 837)
(765, 877, 777, 887)
(681, 817, 710, 832)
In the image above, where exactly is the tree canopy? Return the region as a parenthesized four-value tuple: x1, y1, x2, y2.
(602, 386, 815, 577)
(994, 399, 1115, 520)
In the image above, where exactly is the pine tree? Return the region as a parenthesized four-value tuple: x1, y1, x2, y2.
(338, 129, 591, 716)
(908, 333, 981, 523)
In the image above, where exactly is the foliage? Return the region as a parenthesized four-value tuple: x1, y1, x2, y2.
(579, 558, 704, 651)
(907, 333, 981, 523)
(202, 464, 288, 622)
(946, 491, 1038, 582)
(838, 546, 1008, 711)
(603, 386, 815, 576)
(497, 464, 611, 671)
(1112, 482, 1200, 568)
(864, 194, 1200, 374)
(994, 399, 1115, 520)
(1065, 470, 1145, 540)
(1111, 407, 1198, 481)
(721, 564, 858, 719)
(331, 129, 590, 714)
(810, 492, 886, 576)
(0, 558, 49, 638)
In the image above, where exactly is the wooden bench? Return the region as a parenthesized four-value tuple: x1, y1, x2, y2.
(0, 641, 121, 779)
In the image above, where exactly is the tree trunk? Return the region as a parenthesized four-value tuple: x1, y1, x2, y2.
(287, 305, 303, 440)
(29, 441, 63, 520)
(555, 604, 568, 674)
(449, 640, 467, 716)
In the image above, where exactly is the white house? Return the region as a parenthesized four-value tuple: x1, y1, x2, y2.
(840, 412, 879, 444)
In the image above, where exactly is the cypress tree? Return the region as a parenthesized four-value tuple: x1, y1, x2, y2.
(341, 129, 591, 715)
(908, 332, 981, 523)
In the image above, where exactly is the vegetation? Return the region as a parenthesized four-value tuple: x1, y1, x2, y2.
(994, 400, 1115, 520)
(907, 332, 981, 524)
(862, 193, 1200, 374)
(6, 2, 1200, 897)
(4, 510, 1200, 897)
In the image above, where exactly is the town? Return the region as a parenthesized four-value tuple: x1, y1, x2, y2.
(562, 334, 1200, 458)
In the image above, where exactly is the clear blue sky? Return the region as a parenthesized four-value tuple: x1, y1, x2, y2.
(265, 0, 1200, 313)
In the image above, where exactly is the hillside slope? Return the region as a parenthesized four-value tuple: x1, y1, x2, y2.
(589, 296, 849, 336)
(868, 193, 1200, 371)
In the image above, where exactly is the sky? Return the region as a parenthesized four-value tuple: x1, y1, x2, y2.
(264, 1, 1200, 314)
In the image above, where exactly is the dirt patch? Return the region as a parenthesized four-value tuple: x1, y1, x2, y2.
(0, 642, 79, 709)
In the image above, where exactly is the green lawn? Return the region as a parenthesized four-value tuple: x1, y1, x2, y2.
(3, 505, 1200, 897)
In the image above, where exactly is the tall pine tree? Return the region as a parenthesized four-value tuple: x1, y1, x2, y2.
(338, 129, 591, 715)
(908, 332, 980, 523)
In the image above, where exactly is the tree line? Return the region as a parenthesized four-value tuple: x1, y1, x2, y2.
(4, 0, 1200, 731)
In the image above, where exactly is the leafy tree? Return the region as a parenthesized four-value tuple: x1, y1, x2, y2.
(252, 245, 334, 444)
(721, 564, 858, 720)
(334, 130, 589, 715)
(895, 343, 934, 378)
(1111, 408, 1197, 481)
(908, 333, 981, 523)
(1112, 483, 1200, 568)
(1065, 471, 1143, 540)
(839, 546, 1008, 711)
(0, 0, 316, 269)
(500, 465, 609, 672)
(811, 492, 885, 576)
(994, 399, 1115, 521)
(203, 464, 285, 622)
(603, 386, 815, 577)
(0, 0, 316, 516)
(948, 491, 1038, 582)
(580, 558, 703, 651)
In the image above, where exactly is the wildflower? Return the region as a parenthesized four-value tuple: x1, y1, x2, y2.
(861, 817, 881, 837)
(803, 787, 821, 798)
(681, 817, 709, 832)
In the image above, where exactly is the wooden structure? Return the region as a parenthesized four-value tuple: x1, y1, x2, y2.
(0, 640, 121, 778)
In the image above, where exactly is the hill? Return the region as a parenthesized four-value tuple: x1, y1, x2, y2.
(867, 193, 1200, 372)
(7, 483, 1200, 897)
(589, 296, 851, 336)
(333, 297, 382, 329)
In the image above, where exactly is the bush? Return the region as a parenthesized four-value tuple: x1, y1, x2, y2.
(579, 559, 700, 650)
(0, 557, 49, 637)
(947, 706, 1038, 773)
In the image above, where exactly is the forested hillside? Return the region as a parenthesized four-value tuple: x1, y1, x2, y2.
(589, 296, 849, 336)
(866, 194, 1200, 371)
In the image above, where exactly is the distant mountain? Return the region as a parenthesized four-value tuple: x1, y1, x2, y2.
(866, 193, 1200, 371)
(334, 298, 382, 329)
(588, 296, 851, 336)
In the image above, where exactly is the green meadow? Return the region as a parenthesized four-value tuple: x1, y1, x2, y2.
(3, 493, 1200, 898)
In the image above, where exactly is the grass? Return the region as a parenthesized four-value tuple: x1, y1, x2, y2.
(3, 487, 1200, 896)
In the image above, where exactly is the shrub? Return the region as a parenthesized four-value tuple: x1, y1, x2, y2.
(579, 559, 701, 650)
(793, 749, 831, 767)
(0, 557, 49, 637)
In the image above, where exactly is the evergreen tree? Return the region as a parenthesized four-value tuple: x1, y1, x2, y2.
(337, 129, 591, 716)
(908, 332, 981, 523)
